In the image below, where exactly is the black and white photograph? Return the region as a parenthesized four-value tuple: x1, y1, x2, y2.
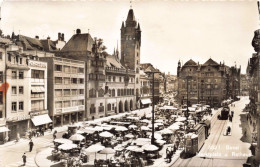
(0, 0, 258, 166)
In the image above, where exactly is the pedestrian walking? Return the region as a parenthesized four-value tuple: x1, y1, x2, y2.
(29, 139, 34, 152)
(22, 153, 26, 166)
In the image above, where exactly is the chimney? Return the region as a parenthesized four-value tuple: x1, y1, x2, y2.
(76, 29, 81, 34)
(61, 33, 64, 41)
(35, 36, 39, 39)
(58, 32, 61, 40)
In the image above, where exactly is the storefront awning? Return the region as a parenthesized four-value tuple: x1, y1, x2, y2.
(31, 87, 45, 93)
(0, 127, 10, 133)
(31, 114, 52, 126)
(141, 98, 152, 105)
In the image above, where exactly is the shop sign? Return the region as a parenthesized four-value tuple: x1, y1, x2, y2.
(30, 110, 48, 116)
(7, 114, 31, 122)
(61, 105, 85, 113)
(28, 60, 47, 68)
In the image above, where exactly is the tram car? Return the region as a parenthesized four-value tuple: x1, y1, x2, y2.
(218, 106, 230, 120)
(184, 124, 205, 156)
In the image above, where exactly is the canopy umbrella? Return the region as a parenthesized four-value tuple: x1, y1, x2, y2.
(142, 144, 159, 151)
(171, 115, 178, 118)
(126, 145, 139, 151)
(132, 138, 151, 146)
(114, 146, 125, 151)
(69, 134, 85, 141)
(173, 122, 184, 126)
(129, 125, 138, 129)
(140, 119, 150, 123)
(58, 143, 77, 151)
(54, 138, 73, 144)
(149, 133, 163, 140)
(82, 127, 96, 134)
(175, 117, 187, 122)
(99, 147, 115, 159)
(93, 126, 104, 132)
(125, 133, 135, 139)
(159, 128, 174, 135)
(155, 119, 164, 123)
(154, 122, 164, 126)
(132, 147, 144, 153)
(76, 130, 84, 134)
(168, 125, 180, 131)
(115, 126, 128, 132)
(148, 124, 159, 128)
(156, 139, 166, 145)
(141, 126, 150, 131)
(83, 144, 105, 159)
(99, 131, 114, 138)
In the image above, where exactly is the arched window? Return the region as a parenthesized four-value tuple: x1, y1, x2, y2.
(124, 89, 127, 96)
(107, 103, 111, 111)
(117, 89, 120, 96)
(108, 89, 112, 97)
(112, 89, 115, 97)
(89, 89, 96, 98)
(121, 89, 124, 96)
(98, 89, 104, 97)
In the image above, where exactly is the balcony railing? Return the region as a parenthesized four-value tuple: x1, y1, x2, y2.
(106, 67, 135, 75)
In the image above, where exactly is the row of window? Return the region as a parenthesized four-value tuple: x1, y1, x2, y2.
(89, 74, 105, 81)
(91, 60, 104, 67)
(90, 103, 104, 114)
(11, 71, 24, 79)
(106, 75, 135, 83)
(107, 103, 116, 111)
(11, 101, 24, 112)
(12, 86, 24, 95)
(89, 88, 135, 98)
(55, 77, 84, 84)
(55, 89, 84, 96)
(55, 64, 84, 74)
(55, 100, 84, 108)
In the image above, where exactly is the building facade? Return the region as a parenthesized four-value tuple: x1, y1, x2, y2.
(40, 57, 85, 127)
(4, 44, 50, 140)
(240, 74, 250, 96)
(177, 58, 241, 107)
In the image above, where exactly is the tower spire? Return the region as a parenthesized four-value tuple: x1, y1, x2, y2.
(130, 0, 132, 9)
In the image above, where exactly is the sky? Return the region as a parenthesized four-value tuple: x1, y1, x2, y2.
(0, 0, 259, 75)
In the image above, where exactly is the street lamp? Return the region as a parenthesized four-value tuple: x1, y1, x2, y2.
(185, 76, 192, 119)
(145, 69, 160, 145)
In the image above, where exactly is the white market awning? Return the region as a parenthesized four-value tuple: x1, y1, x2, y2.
(141, 98, 152, 105)
(31, 87, 45, 93)
(0, 127, 10, 133)
(31, 114, 52, 126)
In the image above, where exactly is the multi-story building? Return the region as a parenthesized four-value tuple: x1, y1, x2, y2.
(240, 74, 250, 96)
(177, 58, 241, 107)
(140, 63, 161, 104)
(139, 68, 152, 108)
(247, 27, 260, 162)
(165, 73, 178, 93)
(4, 43, 50, 140)
(56, 8, 141, 120)
(0, 37, 12, 143)
(40, 57, 85, 127)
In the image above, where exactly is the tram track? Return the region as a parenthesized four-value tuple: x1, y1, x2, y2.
(197, 120, 227, 167)
(172, 117, 228, 167)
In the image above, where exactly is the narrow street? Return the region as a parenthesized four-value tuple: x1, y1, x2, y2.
(172, 96, 252, 167)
